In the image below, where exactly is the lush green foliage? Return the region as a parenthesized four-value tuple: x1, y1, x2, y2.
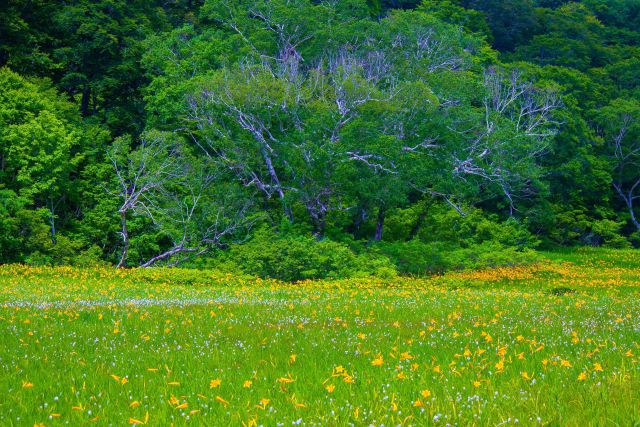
(1, 0, 640, 270)
(0, 68, 112, 265)
(1, 250, 638, 424)
(218, 227, 394, 281)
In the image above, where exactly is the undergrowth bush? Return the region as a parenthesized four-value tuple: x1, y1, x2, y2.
(376, 240, 538, 275)
(220, 221, 540, 280)
(414, 207, 540, 249)
(376, 205, 540, 275)
(224, 227, 395, 282)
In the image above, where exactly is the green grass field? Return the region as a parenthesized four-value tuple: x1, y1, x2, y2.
(1, 249, 638, 426)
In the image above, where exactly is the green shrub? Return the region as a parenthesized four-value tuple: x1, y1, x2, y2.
(583, 219, 631, 248)
(377, 240, 538, 275)
(23, 235, 107, 267)
(375, 205, 540, 275)
(225, 227, 395, 281)
(414, 205, 540, 249)
(71, 245, 110, 267)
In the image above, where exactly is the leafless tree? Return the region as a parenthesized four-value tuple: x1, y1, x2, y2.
(139, 166, 254, 267)
(108, 133, 185, 268)
(610, 113, 640, 230)
(484, 68, 561, 138)
(109, 132, 252, 268)
(187, 2, 559, 233)
(448, 68, 561, 214)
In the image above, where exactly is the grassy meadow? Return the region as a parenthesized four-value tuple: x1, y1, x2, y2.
(0, 249, 639, 426)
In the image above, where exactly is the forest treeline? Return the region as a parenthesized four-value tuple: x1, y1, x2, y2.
(1, 0, 639, 279)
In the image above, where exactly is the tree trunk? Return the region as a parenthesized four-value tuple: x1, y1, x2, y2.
(48, 199, 57, 245)
(92, 89, 98, 115)
(407, 202, 430, 241)
(140, 245, 202, 267)
(374, 207, 385, 241)
(284, 205, 294, 224)
(80, 85, 91, 117)
(116, 210, 129, 268)
(312, 214, 326, 240)
(614, 182, 640, 231)
(261, 147, 293, 222)
(628, 200, 640, 231)
(351, 207, 366, 239)
(49, 209, 56, 245)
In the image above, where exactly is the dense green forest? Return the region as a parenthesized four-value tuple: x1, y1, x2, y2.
(1, 0, 639, 278)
